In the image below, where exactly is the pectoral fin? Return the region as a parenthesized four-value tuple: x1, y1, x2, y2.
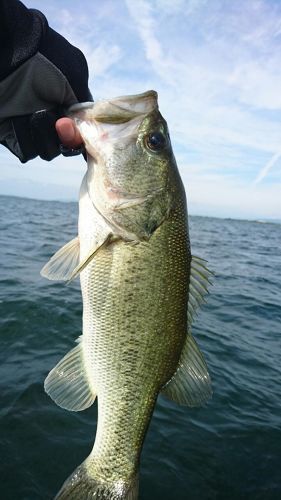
(44, 337, 96, 411)
(161, 334, 212, 407)
(66, 233, 115, 283)
(41, 237, 80, 281)
(41, 233, 115, 282)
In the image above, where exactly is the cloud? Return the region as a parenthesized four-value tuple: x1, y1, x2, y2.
(253, 150, 281, 185)
(125, 0, 163, 61)
(4, 0, 280, 219)
(124, 0, 281, 181)
(181, 166, 281, 219)
(58, 16, 122, 79)
(30, 3, 123, 83)
(86, 44, 122, 77)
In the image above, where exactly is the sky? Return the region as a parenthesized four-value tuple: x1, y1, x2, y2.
(1, 0, 281, 219)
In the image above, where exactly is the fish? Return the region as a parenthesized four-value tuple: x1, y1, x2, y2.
(41, 90, 212, 499)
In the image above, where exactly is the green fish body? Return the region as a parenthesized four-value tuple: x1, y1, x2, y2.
(41, 91, 212, 499)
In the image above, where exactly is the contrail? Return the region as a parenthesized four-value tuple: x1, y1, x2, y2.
(253, 150, 281, 185)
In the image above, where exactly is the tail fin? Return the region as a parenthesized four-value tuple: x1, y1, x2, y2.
(55, 461, 139, 500)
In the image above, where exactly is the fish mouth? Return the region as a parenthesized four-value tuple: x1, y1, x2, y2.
(68, 90, 158, 118)
(68, 92, 159, 164)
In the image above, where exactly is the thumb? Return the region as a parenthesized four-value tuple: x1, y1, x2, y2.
(56, 118, 82, 148)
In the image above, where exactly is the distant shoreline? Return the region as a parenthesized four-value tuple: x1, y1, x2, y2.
(0, 192, 280, 225)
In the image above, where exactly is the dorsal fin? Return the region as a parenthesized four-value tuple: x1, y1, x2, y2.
(188, 255, 213, 326)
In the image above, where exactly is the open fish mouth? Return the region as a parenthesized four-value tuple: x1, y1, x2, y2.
(68, 90, 158, 119)
(41, 89, 212, 499)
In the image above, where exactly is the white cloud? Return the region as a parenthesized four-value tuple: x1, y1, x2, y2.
(227, 61, 281, 110)
(52, 8, 122, 80)
(86, 44, 122, 77)
(253, 150, 281, 185)
(181, 167, 281, 219)
(3, 0, 281, 218)
(125, 1, 163, 61)
(124, 0, 281, 188)
(155, 0, 189, 14)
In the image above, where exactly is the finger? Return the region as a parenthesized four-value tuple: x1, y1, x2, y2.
(55, 118, 82, 148)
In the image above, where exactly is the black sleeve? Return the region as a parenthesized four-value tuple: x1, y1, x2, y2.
(0, 0, 93, 162)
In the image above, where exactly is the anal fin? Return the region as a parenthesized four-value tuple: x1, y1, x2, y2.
(161, 334, 212, 407)
(44, 338, 96, 411)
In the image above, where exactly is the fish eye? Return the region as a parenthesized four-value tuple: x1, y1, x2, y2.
(145, 131, 166, 151)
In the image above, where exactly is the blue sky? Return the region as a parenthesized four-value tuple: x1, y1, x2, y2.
(1, 0, 281, 219)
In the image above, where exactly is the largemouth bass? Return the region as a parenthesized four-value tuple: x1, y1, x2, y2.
(41, 90, 212, 499)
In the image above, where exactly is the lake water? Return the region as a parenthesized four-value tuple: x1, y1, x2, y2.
(0, 194, 280, 499)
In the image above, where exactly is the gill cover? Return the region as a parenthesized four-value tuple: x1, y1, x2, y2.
(69, 91, 176, 241)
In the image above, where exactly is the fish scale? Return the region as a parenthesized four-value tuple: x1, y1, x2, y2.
(80, 199, 190, 490)
(41, 91, 212, 499)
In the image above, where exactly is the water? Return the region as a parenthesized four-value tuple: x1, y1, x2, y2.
(0, 194, 280, 500)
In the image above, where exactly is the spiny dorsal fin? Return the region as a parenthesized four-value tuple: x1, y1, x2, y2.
(44, 337, 96, 412)
(188, 255, 213, 326)
(161, 334, 212, 407)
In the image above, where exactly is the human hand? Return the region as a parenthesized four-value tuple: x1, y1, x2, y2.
(56, 118, 82, 149)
